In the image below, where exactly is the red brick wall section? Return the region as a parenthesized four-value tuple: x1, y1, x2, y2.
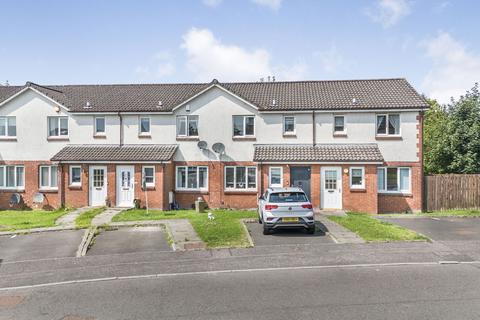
(133, 164, 165, 209)
(0, 161, 61, 210)
(63, 164, 89, 208)
(342, 164, 378, 214)
(378, 162, 422, 213)
(310, 165, 321, 209)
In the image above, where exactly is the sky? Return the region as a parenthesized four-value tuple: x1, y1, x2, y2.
(1, 0, 479, 104)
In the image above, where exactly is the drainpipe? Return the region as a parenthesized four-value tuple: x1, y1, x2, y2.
(118, 112, 123, 146)
(312, 110, 316, 146)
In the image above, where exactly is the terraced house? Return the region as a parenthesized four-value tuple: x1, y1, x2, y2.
(0, 78, 428, 213)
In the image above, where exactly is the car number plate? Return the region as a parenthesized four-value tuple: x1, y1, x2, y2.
(283, 217, 299, 222)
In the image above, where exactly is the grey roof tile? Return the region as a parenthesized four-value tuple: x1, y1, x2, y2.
(254, 144, 384, 162)
(51, 144, 177, 162)
(0, 78, 428, 113)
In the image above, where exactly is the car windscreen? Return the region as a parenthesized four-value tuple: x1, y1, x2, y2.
(269, 192, 308, 203)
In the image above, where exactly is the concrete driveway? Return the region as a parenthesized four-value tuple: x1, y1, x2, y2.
(380, 217, 480, 241)
(0, 230, 84, 262)
(87, 226, 172, 256)
(246, 221, 333, 246)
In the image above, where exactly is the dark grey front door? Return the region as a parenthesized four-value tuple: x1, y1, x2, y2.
(290, 166, 311, 200)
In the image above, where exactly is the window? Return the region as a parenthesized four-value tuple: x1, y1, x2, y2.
(94, 117, 105, 135)
(0, 116, 16, 137)
(376, 114, 400, 136)
(40, 165, 58, 190)
(48, 117, 68, 137)
(334, 115, 345, 133)
(69, 166, 81, 186)
(349, 167, 365, 189)
(225, 166, 257, 190)
(139, 117, 150, 135)
(142, 166, 155, 187)
(233, 115, 255, 137)
(377, 167, 411, 193)
(176, 115, 199, 136)
(283, 116, 295, 134)
(0, 165, 24, 189)
(269, 167, 283, 187)
(176, 166, 208, 190)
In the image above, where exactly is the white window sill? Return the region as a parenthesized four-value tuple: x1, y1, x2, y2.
(224, 189, 257, 193)
(232, 136, 256, 141)
(94, 133, 106, 138)
(375, 135, 402, 140)
(378, 191, 412, 196)
(0, 188, 25, 192)
(333, 131, 347, 137)
(69, 183, 82, 188)
(39, 188, 59, 193)
(0, 136, 17, 141)
(175, 189, 209, 193)
(176, 136, 200, 141)
(138, 133, 151, 138)
(47, 136, 69, 141)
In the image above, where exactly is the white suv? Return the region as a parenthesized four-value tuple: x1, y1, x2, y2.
(258, 187, 315, 235)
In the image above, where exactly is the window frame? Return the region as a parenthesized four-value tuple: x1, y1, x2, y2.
(283, 116, 296, 135)
(47, 116, 69, 137)
(142, 166, 156, 188)
(333, 115, 346, 134)
(232, 115, 255, 137)
(349, 166, 365, 189)
(39, 165, 58, 190)
(175, 166, 208, 191)
(176, 115, 199, 137)
(377, 167, 411, 194)
(0, 165, 24, 190)
(139, 116, 151, 135)
(224, 166, 257, 191)
(269, 166, 283, 187)
(94, 116, 106, 136)
(0, 116, 16, 137)
(376, 114, 401, 137)
(69, 165, 82, 187)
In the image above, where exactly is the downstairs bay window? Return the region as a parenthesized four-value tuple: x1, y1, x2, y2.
(0, 165, 24, 190)
(225, 166, 257, 191)
(176, 166, 208, 191)
(377, 167, 411, 193)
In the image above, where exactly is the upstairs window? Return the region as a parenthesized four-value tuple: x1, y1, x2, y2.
(48, 116, 68, 137)
(139, 117, 151, 135)
(0, 117, 16, 137)
(233, 115, 255, 137)
(94, 117, 105, 135)
(283, 116, 295, 134)
(176, 115, 199, 137)
(39, 165, 58, 190)
(376, 114, 400, 136)
(0, 165, 24, 189)
(334, 115, 345, 133)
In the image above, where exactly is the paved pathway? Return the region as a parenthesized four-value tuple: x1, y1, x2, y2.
(109, 219, 206, 251)
(316, 213, 365, 244)
(56, 207, 95, 228)
(91, 208, 124, 226)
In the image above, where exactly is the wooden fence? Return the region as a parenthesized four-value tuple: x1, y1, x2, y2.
(425, 174, 480, 211)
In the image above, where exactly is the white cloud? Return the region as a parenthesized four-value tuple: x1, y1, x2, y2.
(181, 27, 306, 82)
(366, 0, 411, 28)
(250, 0, 282, 11)
(201, 0, 281, 10)
(421, 32, 480, 104)
(314, 45, 346, 74)
(202, 0, 222, 7)
(134, 51, 175, 80)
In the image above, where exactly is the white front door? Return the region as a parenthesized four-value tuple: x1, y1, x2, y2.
(89, 166, 107, 206)
(116, 165, 135, 207)
(321, 167, 342, 209)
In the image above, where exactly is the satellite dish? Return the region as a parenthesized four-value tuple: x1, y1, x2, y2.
(197, 141, 208, 150)
(212, 142, 225, 154)
(9, 193, 21, 205)
(33, 193, 44, 204)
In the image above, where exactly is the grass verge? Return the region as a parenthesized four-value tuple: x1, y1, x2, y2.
(75, 207, 106, 228)
(328, 212, 428, 242)
(112, 209, 257, 248)
(0, 208, 72, 231)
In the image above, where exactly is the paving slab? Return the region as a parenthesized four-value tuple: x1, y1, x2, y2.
(87, 226, 171, 256)
(316, 214, 365, 244)
(56, 207, 97, 228)
(91, 208, 123, 226)
(246, 221, 334, 246)
(0, 230, 84, 262)
(379, 217, 480, 241)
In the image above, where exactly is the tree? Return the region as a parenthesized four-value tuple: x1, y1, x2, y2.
(423, 99, 451, 174)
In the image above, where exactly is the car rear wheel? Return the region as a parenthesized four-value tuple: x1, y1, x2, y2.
(263, 225, 271, 235)
(307, 226, 315, 234)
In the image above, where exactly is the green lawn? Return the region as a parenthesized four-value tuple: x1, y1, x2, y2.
(75, 207, 106, 228)
(328, 212, 428, 242)
(0, 208, 71, 231)
(113, 209, 257, 248)
(385, 209, 480, 218)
